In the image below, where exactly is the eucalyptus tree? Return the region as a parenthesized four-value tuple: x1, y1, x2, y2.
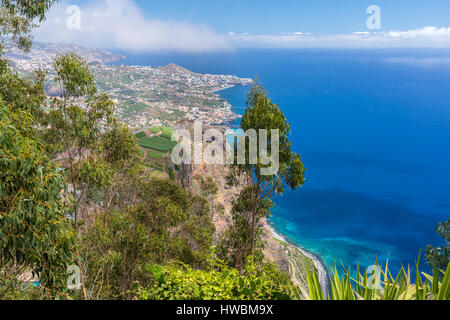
(0, 0, 57, 51)
(0, 99, 76, 298)
(100, 122, 143, 226)
(224, 83, 306, 270)
(41, 53, 145, 227)
(43, 53, 115, 225)
(0, 0, 53, 119)
(0, 0, 78, 298)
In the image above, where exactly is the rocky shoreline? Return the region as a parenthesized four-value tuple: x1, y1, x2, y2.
(268, 224, 329, 295)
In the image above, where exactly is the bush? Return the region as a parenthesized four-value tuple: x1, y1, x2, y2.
(138, 256, 298, 300)
(302, 257, 450, 300)
(426, 219, 449, 271)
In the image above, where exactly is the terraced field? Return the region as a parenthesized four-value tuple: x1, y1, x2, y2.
(150, 127, 162, 134)
(138, 136, 177, 152)
(160, 127, 174, 139)
(134, 131, 147, 139)
(146, 149, 165, 160)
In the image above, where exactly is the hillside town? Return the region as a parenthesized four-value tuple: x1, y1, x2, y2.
(5, 42, 253, 129)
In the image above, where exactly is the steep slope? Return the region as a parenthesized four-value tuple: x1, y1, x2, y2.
(173, 120, 328, 293)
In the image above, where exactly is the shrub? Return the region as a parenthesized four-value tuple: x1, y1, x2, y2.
(426, 219, 449, 271)
(138, 256, 298, 300)
(302, 257, 450, 300)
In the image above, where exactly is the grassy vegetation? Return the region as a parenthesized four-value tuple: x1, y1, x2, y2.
(134, 131, 147, 139)
(120, 100, 149, 112)
(150, 127, 162, 134)
(302, 258, 450, 300)
(138, 136, 177, 152)
(150, 162, 165, 171)
(284, 243, 316, 290)
(160, 127, 174, 139)
(146, 149, 165, 160)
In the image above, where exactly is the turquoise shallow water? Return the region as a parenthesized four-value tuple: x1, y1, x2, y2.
(118, 49, 450, 274)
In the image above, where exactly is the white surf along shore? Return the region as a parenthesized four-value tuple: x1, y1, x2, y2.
(269, 225, 329, 296)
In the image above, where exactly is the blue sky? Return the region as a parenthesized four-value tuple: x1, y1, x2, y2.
(35, 0, 450, 52)
(135, 0, 450, 34)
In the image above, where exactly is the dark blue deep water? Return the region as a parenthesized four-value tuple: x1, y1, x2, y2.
(117, 49, 450, 273)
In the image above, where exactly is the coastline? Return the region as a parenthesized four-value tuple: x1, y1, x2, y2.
(268, 224, 329, 295)
(210, 85, 237, 93)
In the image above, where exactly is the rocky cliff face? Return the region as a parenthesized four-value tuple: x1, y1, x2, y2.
(173, 120, 294, 275)
(172, 120, 327, 293)
(189, 161, 292, 274)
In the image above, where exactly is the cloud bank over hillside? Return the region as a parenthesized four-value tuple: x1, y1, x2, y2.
(34, 0, 450, 52)
(34, 0, 231, 53)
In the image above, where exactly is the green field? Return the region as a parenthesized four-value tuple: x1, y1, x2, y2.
(146, 149, 165, 160)
(150, 127, 162, 134)
(160, 127, 174, 139)
(134, 131, 147, 139)
(138, 136, 177, 152)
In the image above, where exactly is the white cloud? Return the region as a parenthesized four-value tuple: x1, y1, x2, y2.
(384, 57, 450, 67)
(229, 27, 450, 49)
(34, 0, 231, 53)
(388, 26, 450, 39)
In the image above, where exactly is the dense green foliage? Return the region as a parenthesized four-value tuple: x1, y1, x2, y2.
(78, 177, 215, 299)
(38, 52, 146, 231)
(138, 256, 298, 300)
(0, 103, 76, 296)
(0, 2, 78, 298)
(0, 0, 56, 51)
(426, 219, 450, 271)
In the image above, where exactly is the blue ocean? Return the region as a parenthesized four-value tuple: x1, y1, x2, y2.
(117, 49, 450, 274)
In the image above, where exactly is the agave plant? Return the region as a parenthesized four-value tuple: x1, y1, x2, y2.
(302, 255, 450, 300)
